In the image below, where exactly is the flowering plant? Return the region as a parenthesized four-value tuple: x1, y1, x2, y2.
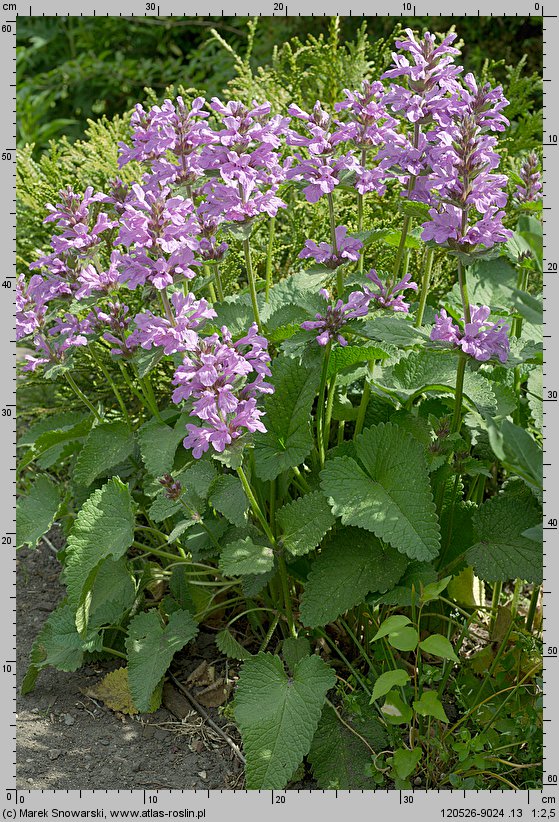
(17, 26, 543, 791)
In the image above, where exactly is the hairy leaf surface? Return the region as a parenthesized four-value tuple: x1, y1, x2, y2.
(235, 653, 335, 789)
(320, 423, 440, 561)
(126, 610, 198, 712)
(73, 421, 135, 486)
(276, 491, 335, 556)
(300, 528, 407, 627)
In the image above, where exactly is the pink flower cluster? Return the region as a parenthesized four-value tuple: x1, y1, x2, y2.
(431, 306, 510, 363)
(171, 324, 273, 458)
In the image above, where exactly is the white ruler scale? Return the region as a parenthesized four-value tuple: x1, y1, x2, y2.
(2, 3, 557, 819)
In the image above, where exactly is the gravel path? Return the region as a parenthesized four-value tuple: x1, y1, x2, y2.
(16, 538, 242, 790)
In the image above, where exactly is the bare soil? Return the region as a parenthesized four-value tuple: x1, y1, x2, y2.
(16, 537, 243, 790)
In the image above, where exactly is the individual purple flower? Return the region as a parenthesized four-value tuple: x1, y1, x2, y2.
(132, 291, 217, 355)
(364, 270, 418, 313)
(430, 305, 510, 363)
(430, 308, 460, 344)
(299, 226, 362, 269)
(171, 323, 273, 458)
(301, 288, 370, 346)
(74, 252, 121, 300)
(516, 152, 543, 203)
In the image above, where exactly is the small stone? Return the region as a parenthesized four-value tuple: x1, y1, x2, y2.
(27, 779, 33, 784)
(63, 714, 75, 726)
(48, 749, 62, 761)
(99, 739, 110, 746)
(154, 729, 168, 741)
(197, 771, 207, 780)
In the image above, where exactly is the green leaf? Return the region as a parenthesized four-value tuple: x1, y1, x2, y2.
(421, 576, 452, 604)
(388, 626, 419, 652)
(385, 349, 497, 416)
(413, 691, 448, 722)
(216, 628, 253, 661)
(466, 488, 542, 583)
(320, 423, 440, 561)
(22, 602, 102, 695)
(18, 411, 88, 447)
(276, 492, 336, 556)
(372, 615, 411, 641)
(392, 747, 422, 780)
(371, 669, 411, 702)
(375, 562, 437, 606)
(126, 609, 199, 712)
(63, 478, 135, 610)
(219, 537, 274, 577)
(18, 412, 91, 471)
(327, 344, 390, 378)
(253, 358, 320, 481)
(16, 474, 61, 549)
(308, 699, 387, 789)
(87, 557, 136, 632)
(512, 290, 543, 325)
(282, 637, 311, 672)
(300, 529, 408, 628)
(208, 474, 249, 527)
(138, 415, 186, 477)
(419, 634, 459, 662)
(73, 421, 135, 486)
(353, 316, 430, 347)
(527, 369, 543, 430)
(132, 346, 164, 378)
(499, 419, 543, 491)
(381, 691, 413, 725)
(234, 652, 336, 789)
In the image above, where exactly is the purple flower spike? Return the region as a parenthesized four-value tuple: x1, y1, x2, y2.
(516, 152, 543, 203)
(299, 226, 362, 269)
(430, 305, 510, 363)
(171, 323, 273, 458)
(301, 289, 370, 346)
(364, 270, 418, 313)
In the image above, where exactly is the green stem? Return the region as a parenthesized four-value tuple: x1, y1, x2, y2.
(140, 374, 163, 423)
(323, 375, 337, 456)
(339, 616, 379, 678)
(132, 542, 186, 564)
(160, 289, 176, 326)
(327, 193, 343, 298)
(457, 259, 471, 324)
(525, 585, 541, 633)
(265, 216, 276, 302)
(260, 612, 281, 652)
(451, 354, 467, 435)
(237, 466, 275, 545)
(354, 361, 375, 440)
(489, 581, 502, 635)
(117, 361, 151, 415)
(277, 553, 296, 637)
(357, 148, 367, 275)
(102, 646, 127, 660)
(90, 347, 132, 428)
(204, 263, 223, 302)
(243, 238, 261, 331)
(415, 247, 434, 328)
(65, 372, 103, 422)
(316, 342, 332, 468)
(214, 262, 224, 302)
